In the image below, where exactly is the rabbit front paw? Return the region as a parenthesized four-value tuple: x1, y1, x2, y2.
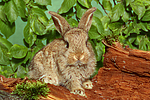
(71, 87, 86, 97)
(82, 80, 93, 89)
(40, 75, 59, 86)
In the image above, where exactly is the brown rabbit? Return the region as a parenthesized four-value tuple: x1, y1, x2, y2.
(28, 7, 97, 96)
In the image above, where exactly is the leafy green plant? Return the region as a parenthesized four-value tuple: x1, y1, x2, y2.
(0, 0, 150, 78)
(12, 81, 50, 100)
(101, 0, 150, 51)
(0, 0, 53, 78)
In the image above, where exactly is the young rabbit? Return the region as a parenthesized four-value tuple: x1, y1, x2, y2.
(28, 7, 97, 96)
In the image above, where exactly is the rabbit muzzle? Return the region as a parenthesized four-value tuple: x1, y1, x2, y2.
(66, 51, 90, 66)
(67, 63, 87, 68)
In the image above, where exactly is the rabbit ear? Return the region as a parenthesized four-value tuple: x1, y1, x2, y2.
(48, 11, 71, 36)
(78, 7, 97, 32)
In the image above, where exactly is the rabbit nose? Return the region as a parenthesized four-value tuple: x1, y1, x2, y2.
(77, 60, 81, 63)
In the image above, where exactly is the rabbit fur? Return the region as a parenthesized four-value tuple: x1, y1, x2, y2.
(28, 7, 97, 96)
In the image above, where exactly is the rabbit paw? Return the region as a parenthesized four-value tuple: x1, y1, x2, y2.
(40, 75, 59, 86)
(71, 88, 86, 97)
(82, 80, 93, 89)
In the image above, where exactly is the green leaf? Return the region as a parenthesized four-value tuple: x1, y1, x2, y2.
(0, 65, 14, 77)
(136, 0, 150, 6)
(11, 59, 21, 72)
(35, 39, 45, 48)
(147, 6, 150, 10)
(0, 35, 13, 49)
(111, 3, 125, 22)
(128, 36, 136, 44)
(0, 20, 15, 39)
(142, 10, 150, 21)
(93, 9, 103, 19)
(11, 51, 31, 72)
(100, 16, 110, 29)
(46, 30, 61, 43)
(76, 3, 87, 18)
(63, 7, 74, 17)
(30, 8, 48, 35)
(0, 5, 7, 22)
(137, 22, 148, 32)
(95, 42, 105, 61)
(147, 23, 150, 30)
(130, 1, 146, 20)
(108, 22, 124, 37)
(147, 43, 150, 51)
(0, 41, 9, 56)
(93, 0, 99, 4)
(23, 0, 30, 4)
(11, 58, 25, 72)
(126, 40, 136, 49)
(66, 18, 78, 27)
(33, 19, 46, 35)
(37, 15, 48, 27)
(17, 66, 27, 78)
(0, 43, 10, 65)
(126, 0, 134, 6)
(102, 0, 112, 11)
(118, 35, 126, 44)
(4, 0, 18, 23)
(124, 20, 141, 37)
(24, 21, 37, 47)
(58, 0, 77, 14)
(46, 19, 56, 31)
(30, 45, 44, 61)
(122, 11, 129, 22)
(78, 0, 92, 8)
(92, 16, 104, 34)
(9, 44, 28, 58)
(130, 20, 142, 34)
(13, 0, 26, 18)
(108, 22, 123, 32)
(23, 51, 32, 64)
(124, 23, 134, 35)
(131, 24, 140, 34)
(138, 36, 147, 50)
(88, 25, 101, 39)
(35, 0, 51, 5)
(31, 8, 47, 18)
(146, 40, 150, 51)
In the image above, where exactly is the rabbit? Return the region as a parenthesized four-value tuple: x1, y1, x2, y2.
(28, 7, 97, 96)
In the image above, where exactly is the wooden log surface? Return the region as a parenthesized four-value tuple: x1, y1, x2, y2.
(0, 41, 150, 99)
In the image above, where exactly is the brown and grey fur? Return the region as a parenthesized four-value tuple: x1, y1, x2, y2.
(28, 7, 97, 96)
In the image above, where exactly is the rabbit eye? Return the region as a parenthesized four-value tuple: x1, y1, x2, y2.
(86, 41, 88, 46)
(65, 42, 69, 48)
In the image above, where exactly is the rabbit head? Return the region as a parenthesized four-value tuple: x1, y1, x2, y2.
(48, 7, 96, 66)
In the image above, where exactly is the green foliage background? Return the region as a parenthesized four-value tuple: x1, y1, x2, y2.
(0, 0, 150, 78)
